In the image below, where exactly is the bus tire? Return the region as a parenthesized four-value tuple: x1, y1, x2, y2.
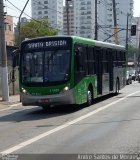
(87, 87, 93, 106)
(115, 80, 119, 95)
(41, 105, 51, 111)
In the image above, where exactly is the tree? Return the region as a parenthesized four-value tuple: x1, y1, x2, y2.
(128, 45, 139, 59)
(15, 18, 58, 46)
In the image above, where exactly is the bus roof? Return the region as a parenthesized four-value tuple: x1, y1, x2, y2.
(71, 36, 125, 50)
(22, 35, 125, 51)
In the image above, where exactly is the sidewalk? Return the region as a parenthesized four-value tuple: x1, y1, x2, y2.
(0, 95, 21, 110)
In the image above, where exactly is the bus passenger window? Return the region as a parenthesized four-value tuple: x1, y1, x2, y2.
(75, 48, 80, 71)
(75, 46, 86, 72)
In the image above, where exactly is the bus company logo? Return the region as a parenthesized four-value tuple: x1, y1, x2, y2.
(45, 40, 67, 47)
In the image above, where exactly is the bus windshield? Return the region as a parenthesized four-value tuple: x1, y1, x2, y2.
(21, 49, 70, 83)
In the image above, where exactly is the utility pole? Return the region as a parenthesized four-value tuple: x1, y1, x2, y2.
(125, 13, 129, 52)
(125, 13, 129, 70)
(94, 0, 98, 40)
(112, 0, 119, 44)
(66, 0, 70, 35)
(138, 36, 140, 69)
(18, 0, 30, 44)
(0, 0, 9, 101)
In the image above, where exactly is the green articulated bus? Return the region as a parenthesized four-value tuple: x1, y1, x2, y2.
(20, 36, 126, 108)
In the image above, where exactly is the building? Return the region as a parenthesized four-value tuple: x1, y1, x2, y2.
(63, 0, 95, 38)
(74, 0, 95, 39)
(31, 0, 63, 34)
(5, 15, 14, 46)
(98, 0, 134, 45)
(14, 17, 29, 38)
(20, 17, 29, 25)
(63, 0, 74, 35)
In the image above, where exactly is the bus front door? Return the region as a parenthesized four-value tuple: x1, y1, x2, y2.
(109, 50, 113, 91)
(95, 48, 102, 95)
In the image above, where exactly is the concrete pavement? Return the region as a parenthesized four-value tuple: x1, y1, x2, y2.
(0, 95, 21, 110)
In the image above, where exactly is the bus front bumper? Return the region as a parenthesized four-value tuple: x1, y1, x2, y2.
(21, 89, 75, 106)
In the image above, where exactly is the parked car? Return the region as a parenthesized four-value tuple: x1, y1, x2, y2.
(137, 70, 140, 83)
(126, 71, 132, 85)
(129, 70, 137, 81)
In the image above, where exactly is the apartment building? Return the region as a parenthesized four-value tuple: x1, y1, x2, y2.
(31, 0, 63, 34)
(5, 15, 14, 46)
(98, 0, 134, 45)
(74, 0, 95, 39)
(63, 0, 95, 38)
(20, 17, 29, 25)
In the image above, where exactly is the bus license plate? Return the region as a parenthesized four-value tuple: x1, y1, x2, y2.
(39, 99, 49, 103)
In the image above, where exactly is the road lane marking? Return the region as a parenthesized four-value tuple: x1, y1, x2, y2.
(0, 103, 22, 112)
(1, 90, 140, 155)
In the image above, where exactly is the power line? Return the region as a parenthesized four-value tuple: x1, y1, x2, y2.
(6, 0, 127, 34)
(98, 18, 112, 35)
(6, 0, 64, 30)
(99, 26, 111, 37)
(6, 0, 139, 43)
(6, 0, 140, 35)
(6, 0, 62, 30)
(6, 0, 33, 19)
(99, 0, 108, 7)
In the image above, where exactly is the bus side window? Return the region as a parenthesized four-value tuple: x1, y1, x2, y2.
(113, 50, 117, 67)
(102, 49, 109, 74)
(116, 50, 119, 66)
(121, 51, 126, 67)
(87, 47, 95, 75)
(74, 44, 86, 83)
(74, 45, 86, 72)
(75, 48, 80, 71)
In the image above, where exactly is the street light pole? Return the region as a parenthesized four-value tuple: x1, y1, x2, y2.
(125, 13, 129, 52)
(0, 0, 9, 101)
(66, 0, 71, 35)
(94, 0, 98, 40)
(18, 0, 30, 44)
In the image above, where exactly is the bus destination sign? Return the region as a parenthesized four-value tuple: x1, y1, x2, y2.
(26, 40, 68, 50)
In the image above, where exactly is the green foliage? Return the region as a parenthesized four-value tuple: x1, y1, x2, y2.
(128, 45, 139, 59)
(15, 18, 58, 47)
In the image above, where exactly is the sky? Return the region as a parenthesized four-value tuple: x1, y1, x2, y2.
(4, 0, 140, 26)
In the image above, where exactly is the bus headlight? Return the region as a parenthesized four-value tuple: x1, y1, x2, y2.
(21, 88, 29, 95)
(63, 86, 69, 92)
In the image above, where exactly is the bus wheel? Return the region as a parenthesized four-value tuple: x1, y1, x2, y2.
(115, 80, 119, 95)
(41, 105, 51, 111)
(87, 88, 93, 106)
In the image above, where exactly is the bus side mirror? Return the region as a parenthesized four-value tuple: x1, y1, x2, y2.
(12, 49, 20, 68)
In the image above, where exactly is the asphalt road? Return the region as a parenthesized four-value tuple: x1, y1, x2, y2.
(0, 81, 140, 158)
